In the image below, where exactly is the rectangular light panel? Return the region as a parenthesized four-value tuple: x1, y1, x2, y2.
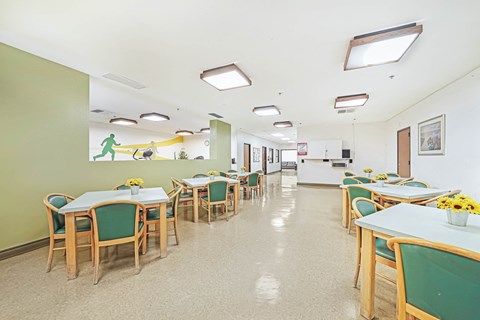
(335, 94, 369, 109)
(200, 63, 251, 90)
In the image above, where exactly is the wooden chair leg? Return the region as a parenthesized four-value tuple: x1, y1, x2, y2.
(207, 205, 211, 224)
(93, 243, 100, 285)
(141, 228, 147, 255)
(90, 233, 94, 264)
(174, 218, 179, 245)
(46, 236, 55, 273)
(347, 210, 352, 234)
(134, 239, 140, 274)
(225, 203, 229, 222)
(353, 226, 362, 288)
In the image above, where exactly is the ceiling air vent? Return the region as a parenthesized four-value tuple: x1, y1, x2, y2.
(102, 73, 146, 89)
(208, 113, 224, 118)
(337, 108, 356, 114)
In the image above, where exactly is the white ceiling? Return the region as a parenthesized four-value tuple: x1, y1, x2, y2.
(1, 0, 480, 143)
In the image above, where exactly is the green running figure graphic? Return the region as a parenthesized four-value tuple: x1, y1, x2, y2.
(93, 134, 121, 161)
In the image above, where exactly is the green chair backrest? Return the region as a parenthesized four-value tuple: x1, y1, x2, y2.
(386, 173, 400, 178)
(345, 172, 355, 177)
(355, 176, 374, 184)
(229, 174, 238, 179)
(247, 173, 259, 186)
(354, 199, 380, 217)
(114, 185, 131, 190)
(47, 195, 67, 231)
(399, 243, 480, 319)
(348, 186, 372, 204)
(343, 178, 360, 185)
(207, 181, 228, 202)
(403, 181, 428, 188)
(219, 172, 227, 177)
(227, 170, 237, 173)
(193, 174, 208, 178)
(93, 202, 139, 241)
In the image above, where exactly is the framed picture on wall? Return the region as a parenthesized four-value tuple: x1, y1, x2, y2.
(418, 114, 445, 155)
(268, 148, 274, 163)
(297, 142, 307, 156)
(275, 149, 279, 163)
(252, 147, 261, 162)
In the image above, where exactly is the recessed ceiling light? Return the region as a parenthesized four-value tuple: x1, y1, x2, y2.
(273, 121, 293, 128)
(200, 128, 210, 133)
(271, 133, 284, 137)
(200, 63, 251, 91)
(109, 118, 137, 126)
(281, 138, 290, 141)
(176, 130, 194, 136)
(288, 140, 295, 143)
(344, 23, 423, 70)
(140, 112, 170, 121)
(253, 105, 281, 117)
(335, 94, 369, 109)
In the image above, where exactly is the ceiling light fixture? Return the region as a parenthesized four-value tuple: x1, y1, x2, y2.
(109, 118, 138, 126)
(281, 138, 290, 141)
(288, 140, 295, 143)
(139, 112, 170, 121)
(200, 63, 251, 91)
(175, 130, 194, 136)
(200, 128, 211, 133)
(273, 121, 293, 128)
(271, 133, 284, 137)
(344, 23, 423, 70)
(335, 93, 369, 109)
(253, 105, 281, 117)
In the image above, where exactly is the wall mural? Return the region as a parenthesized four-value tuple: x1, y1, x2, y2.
(89, 122, 209, 161)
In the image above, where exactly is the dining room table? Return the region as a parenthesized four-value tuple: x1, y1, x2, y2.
(355, 203, 480, 319)
(58, 187, 169, 280)
(181, 176, 240, 223)
(339, 183, 451, 228)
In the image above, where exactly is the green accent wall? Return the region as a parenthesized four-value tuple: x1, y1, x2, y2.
(0, 43, 231, 250)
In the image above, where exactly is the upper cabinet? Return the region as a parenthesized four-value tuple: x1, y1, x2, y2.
(305, 140, 342, 159)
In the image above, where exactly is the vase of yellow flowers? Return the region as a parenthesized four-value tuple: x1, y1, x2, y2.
(437, 194, 480, 227)
(363, 168, 373, 178)
(374, 174, 388, 187)
(240, 167, 247, 174)
(207, 170, 219, 180)
(125, 178, 144, 195)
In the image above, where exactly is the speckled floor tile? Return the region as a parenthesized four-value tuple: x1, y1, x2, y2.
(0, 171, 396, 319)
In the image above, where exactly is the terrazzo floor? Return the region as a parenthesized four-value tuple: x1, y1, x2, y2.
(0, 171, 396, 319)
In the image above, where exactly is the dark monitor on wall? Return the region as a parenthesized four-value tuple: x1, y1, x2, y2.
(342, 149, 351, 159)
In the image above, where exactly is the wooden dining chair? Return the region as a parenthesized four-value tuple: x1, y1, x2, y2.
(171, 178, 194, 211)
(352, 198, 396, 288)
(344, 171, 356, 177)
(192, 173, 208, 178)
(227, 169, 237, 173)
(219, 171, 227, 177)
(43, 193, 93, 272)
(200, 180, 229, 224)
(386, 172, 400, 178)
(387, 237, 480, 320)
(242, 173, 260, 199)
(353, 176, 375, 183)
(88, 200, 147, 285)
(398, 180, 430, 188)
(146, 186, 182, 245)
(412, 189, 461, 206)
(343, 177, 362, 185)
(346, 185, 383, 234)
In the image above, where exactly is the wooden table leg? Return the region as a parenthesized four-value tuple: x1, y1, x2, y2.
(65, 213, 78, 280)
(234, 183, 239, 215)
(192, 187, 199, 222)
(159, 202, 167, 258)
(259, 175, 264, 196)
(342, 188, 348, 228)
(360, 228, 376, 319)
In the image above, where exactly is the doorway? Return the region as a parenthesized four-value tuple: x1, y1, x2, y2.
(397, 127, 411, 177)
(243, 143, 251, 172)
(262, 146, 267, 174)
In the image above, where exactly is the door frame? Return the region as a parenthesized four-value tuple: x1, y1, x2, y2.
(262, 146, 267, 174)
(397, 127, 411, 177)
(243, 143, 251, 172)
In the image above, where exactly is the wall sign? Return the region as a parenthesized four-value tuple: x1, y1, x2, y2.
(418, 114, 445, 155)
(297, 142, 308, 156)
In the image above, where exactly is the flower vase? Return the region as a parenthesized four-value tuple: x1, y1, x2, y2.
(241, 169, 245, 174)
(209, 175, 215, 181)
(130, 185, 140, 195)
(367, 173, 371, 178)
(376, 180, 385, 187)
(446, 209, 469, 227)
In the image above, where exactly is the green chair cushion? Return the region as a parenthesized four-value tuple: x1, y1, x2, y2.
(179, 192, 193, 198)
(376, 238, 395, 261)
(146, 208, 174, 220)
(54, 218, 91, 234)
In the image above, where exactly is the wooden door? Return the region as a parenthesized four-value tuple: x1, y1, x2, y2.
(243, 143, 251, 172)
(397, 127, 411, 177)
(262, 146, 267, 174)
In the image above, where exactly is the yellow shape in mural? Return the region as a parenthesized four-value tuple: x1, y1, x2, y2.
(113, 136, 184, 160)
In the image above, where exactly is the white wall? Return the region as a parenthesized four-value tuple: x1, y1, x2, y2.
(235, 130, 282, 173)
(281, 149, 297, 162)
(183, 134, 210, 160)
(297, 123, 387, 184)
(385, 68, 480, 199)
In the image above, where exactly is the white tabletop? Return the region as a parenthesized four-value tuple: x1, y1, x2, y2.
(59, 187, 169, 213)
(340, 183, 449, 200)
(355, 203, 480, 253)
(386, 177, 409, 183)
(182, 176, 240, 188)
